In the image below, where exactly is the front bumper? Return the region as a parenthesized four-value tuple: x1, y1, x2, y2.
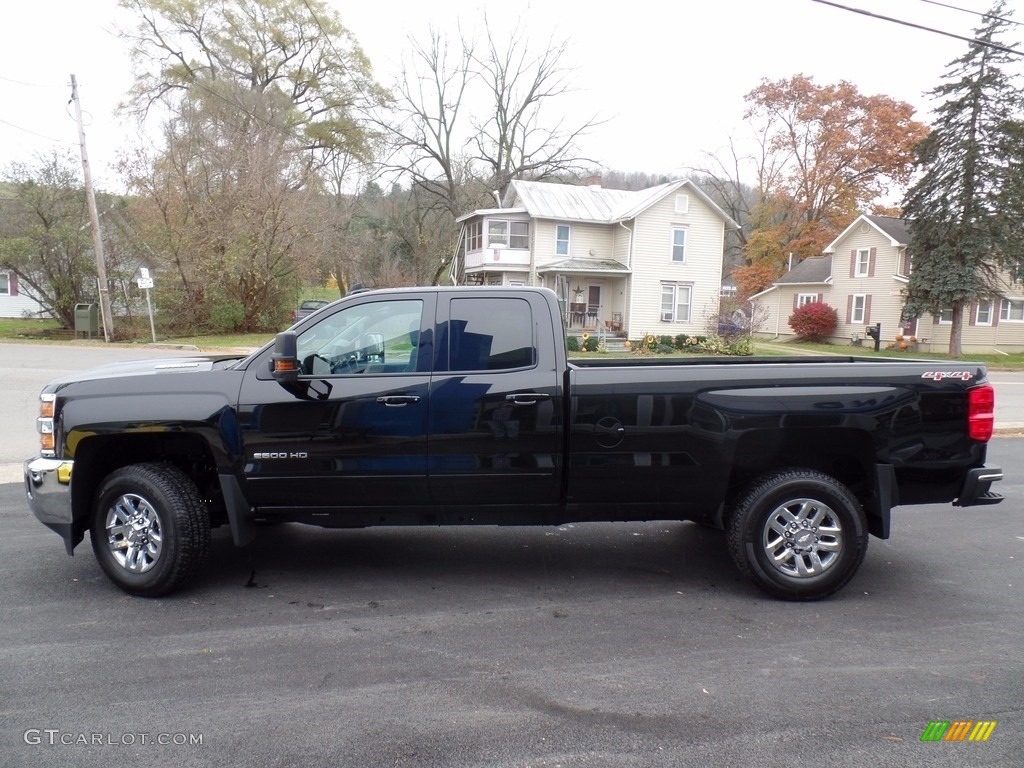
(954, 465, 1004, 507)
(24, 457, 78, 554)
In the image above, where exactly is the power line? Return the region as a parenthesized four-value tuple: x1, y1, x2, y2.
(0, 73, 63, 88)
(812, 0, 1024, 56)
(0, 117, 75, 145)
(919, 0, 1024, 28)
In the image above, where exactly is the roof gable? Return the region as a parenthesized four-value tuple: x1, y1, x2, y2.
(825, 214, 909, 252)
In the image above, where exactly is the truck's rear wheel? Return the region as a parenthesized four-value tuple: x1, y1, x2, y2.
(727, 469, 868, 601)
(90, 463, 210, 597)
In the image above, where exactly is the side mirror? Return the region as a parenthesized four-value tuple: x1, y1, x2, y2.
(270, 331, 300, 384)
(363, 332, 385, 358)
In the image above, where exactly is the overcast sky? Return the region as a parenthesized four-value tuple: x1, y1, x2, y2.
(0, 0, 1017, 192)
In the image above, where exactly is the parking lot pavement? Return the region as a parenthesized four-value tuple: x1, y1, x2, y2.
(1, 439, 1021, 767)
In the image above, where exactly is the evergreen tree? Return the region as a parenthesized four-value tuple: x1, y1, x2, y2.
(901, 0, 1024, 358)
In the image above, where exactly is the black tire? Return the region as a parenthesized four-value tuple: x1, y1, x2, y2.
(90, 463, 210, 597)
(727, 468, 868, 601)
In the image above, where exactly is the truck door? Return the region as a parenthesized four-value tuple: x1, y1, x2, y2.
(238, 294, 433, 511)
(428, 293, 562, 516)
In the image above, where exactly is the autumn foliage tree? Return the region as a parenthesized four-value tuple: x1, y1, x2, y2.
(744, 75, 929, 263)
(730, 261, 781, 301)
(696, 76, 929, 272)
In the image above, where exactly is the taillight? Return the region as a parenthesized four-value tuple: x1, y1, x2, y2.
(967, 385, 995, 442)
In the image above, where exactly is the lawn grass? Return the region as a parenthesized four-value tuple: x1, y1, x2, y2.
(0, 317, 62, 338)
(754, 338, 1024, 369)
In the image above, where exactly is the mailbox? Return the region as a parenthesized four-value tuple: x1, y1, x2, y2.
(74, 303, 99, 339)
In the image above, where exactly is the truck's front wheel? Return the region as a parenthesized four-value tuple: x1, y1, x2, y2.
(727, 469, 868, 601)
(90, 463, 210, 597)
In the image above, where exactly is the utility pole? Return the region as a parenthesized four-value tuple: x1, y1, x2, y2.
(70, 74, 114, 342)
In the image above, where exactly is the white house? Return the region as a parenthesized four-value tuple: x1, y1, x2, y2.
(451, 178, 739, 339)
(0, 270, 47, 318)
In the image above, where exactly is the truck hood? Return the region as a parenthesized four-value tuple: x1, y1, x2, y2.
(47, 356, 245, 387)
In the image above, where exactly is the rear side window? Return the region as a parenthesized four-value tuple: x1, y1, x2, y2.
(445, 297, 535, 371)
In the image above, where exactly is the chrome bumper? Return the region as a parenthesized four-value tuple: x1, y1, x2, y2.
(24, 457, 78, 553)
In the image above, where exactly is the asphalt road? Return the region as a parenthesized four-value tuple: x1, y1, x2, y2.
(1, 439, 1022, 767)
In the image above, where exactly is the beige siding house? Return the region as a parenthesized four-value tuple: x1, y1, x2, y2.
(752, 214, 1024, 353)
(452, 178, 738, 339)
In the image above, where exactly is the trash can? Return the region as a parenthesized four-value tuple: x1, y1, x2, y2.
(74, 303, 99, 339)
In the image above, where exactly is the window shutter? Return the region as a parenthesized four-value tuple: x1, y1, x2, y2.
(846, 295, 854, 324)
(868, 247, 877, 277)
(863, 295, 872, 324)
(849, 250, 856, 278)
(933, 313, 940, 325)
(9, 273, 17, 296)
(817, 293, 823, 303)
(793, 294, 799, 310)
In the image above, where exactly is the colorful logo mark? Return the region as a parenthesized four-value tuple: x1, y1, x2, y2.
(921, 721, 997, 742)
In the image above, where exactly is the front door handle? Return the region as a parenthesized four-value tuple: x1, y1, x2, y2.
(505, 393, 551, 406)
(376, 395, 421, 407)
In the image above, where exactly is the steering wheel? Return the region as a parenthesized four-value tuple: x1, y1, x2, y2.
(330, 352, 362, 374)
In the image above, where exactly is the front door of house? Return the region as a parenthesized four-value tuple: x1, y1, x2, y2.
(587, 285, 601, 328)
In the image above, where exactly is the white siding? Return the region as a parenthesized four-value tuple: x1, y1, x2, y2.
(532, 220, 616, 266)
(627, 191, 724, 336)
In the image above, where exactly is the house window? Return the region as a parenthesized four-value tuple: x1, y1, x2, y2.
(670, 227, 686, 263)
(796, 293, 818, 307)
(976, 300, 993, 326)
(1000, 299, 1024, 322)
(487, 220, 507, 247)
(467, 221, 483, 252)
(509, 221, 529, 249)
(555, 224, 570, 256)
(1013, 265, 1024, 285)
(899, 249, 912, 277)
(660, 283, 692, 322)
(674, 194, 689, 214)
(851, 294, 867, 323)
(937, 308, 953, 324)
(855, 249, 870, 277)
(0, 273, 9, 296)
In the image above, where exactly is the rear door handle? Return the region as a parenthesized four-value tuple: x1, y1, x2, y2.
(505, 393, 551, 406)
(376, 395, 421, 407)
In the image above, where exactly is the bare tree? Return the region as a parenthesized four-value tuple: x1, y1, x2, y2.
(470, 21, 601, 197)
(377, 17, 602, 283)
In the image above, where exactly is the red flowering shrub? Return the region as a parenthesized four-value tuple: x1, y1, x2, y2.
(788, 301, 838, 342)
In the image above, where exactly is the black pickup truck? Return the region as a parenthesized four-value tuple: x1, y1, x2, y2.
(24, 286, 1003, 600)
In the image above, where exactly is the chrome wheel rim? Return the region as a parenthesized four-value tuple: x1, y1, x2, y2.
(762, 497, 843, 578)
(105, 493, 163, 573)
